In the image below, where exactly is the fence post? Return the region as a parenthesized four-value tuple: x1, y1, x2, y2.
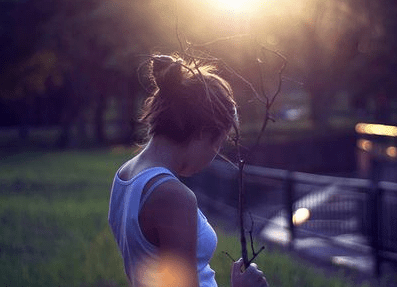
(285, 171, 295, 250)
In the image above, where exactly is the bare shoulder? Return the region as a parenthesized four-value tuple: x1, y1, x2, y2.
(140, 178, 198, 248)
(149, 179, 197, 210)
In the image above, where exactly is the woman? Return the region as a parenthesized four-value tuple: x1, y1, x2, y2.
(108, 55, 268, 287)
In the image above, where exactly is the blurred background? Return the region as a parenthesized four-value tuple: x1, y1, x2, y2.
(2, 0, 397, 158)
(1, 0, 397, 286)
(2, 0, 397, 179)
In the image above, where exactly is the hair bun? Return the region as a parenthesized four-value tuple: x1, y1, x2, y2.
(151, 55, 183, 92)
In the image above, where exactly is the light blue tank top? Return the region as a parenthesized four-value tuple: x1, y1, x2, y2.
(108, 166, 218, 287)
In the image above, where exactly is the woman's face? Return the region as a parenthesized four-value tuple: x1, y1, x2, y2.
(181, 131, 227, 177)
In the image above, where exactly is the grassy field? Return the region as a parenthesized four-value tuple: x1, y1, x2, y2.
(0, 148, 387, 286)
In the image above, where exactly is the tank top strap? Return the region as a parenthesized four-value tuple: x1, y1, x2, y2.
(121, 167, 177, 228)
(139, 174, 177, 211)
(132, 167, 177, 209)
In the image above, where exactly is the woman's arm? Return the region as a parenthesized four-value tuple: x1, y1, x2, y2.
(140, 179, 268, 287)
(144, 180, 199, 287)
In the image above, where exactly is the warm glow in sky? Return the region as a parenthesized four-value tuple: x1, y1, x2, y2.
(208, 0, 307, 16)
(214, 0, 248, 13)
(207, 0, 263, 15)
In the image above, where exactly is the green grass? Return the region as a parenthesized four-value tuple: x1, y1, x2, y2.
(211, 230, 374, 287)
(0, 149, 392, 286)
(0, 149, 133, 287)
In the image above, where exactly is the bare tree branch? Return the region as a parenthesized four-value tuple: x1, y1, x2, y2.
(222, 251, 236, 263)
(238, 158, 249, 267)
(247, 212, 265, 265)
(168, 4, 288, 269)
(191, 34, 251, 48)
(253, 47, 288, 149)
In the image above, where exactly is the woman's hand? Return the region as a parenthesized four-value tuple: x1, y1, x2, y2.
(231, 258, 268, 287)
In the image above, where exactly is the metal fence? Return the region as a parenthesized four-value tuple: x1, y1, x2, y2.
(184, 159, 397, 277)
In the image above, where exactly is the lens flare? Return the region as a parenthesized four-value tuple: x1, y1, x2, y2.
(355, 123, 397, 137)
(293, 208, 310, 226)
(357, 139, 373, 152)
(136, 254, 193, 287)
(386, 146, 397, 158)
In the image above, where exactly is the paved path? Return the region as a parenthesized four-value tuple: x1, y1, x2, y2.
(195, 187, 376, 275)
(259, 184, 375, 274)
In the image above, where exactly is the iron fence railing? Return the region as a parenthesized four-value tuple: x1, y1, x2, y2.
(245, 164, 397, 277)
(185, 159, 397, 277)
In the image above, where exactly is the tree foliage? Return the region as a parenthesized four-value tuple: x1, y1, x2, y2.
(0, 0, 167, 145)
(1, 0, 397, 144)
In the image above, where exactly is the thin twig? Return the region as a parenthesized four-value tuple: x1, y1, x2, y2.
(247, 212, 265, 265)
(235, 47, 286, 268)
(247, 246, 266, 266)
(221, 61, 266, 105)
(183, 46, 266, 105)
(249, 212, 255, 256)
(222, 251, 236, 263)
(191, 34, 251, 48)
(216, 153, 239, 170)
(168, 4, 288, 268)
(256, 58, 268, 102)
(252, 47, 288, 149)
(238, 158, 249, 268)
(262, 47, 287, 108)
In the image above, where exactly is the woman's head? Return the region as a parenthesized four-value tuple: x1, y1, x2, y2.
(140, 54, 238, 145)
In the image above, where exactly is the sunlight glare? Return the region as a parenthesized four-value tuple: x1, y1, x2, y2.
(210, 0, 261, 14)
(217, 0, 245, 12)
(293, 208, 310, 226)
(355, 123, 397, 137)
(137, 254, 192, 287)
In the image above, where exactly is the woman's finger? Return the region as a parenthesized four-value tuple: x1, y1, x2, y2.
(231, 258, 244, 275)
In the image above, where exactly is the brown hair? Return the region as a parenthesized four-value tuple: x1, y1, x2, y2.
(140, 55, 238, 144)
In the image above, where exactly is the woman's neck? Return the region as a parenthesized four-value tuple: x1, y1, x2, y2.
(139, 136, 188, 176)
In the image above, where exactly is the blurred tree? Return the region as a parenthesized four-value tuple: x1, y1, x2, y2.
(0, 0, 58, 140)
(3, 0, 397, 147)
(300, 0, 361, 127)
(36, 0, 143, 146)
(347, 0, 397, 124)
(300, 0, 397, 126)
(230, 0, 397, 129)
(0, 1, 19, 71)
(0, 0, 171, 146)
